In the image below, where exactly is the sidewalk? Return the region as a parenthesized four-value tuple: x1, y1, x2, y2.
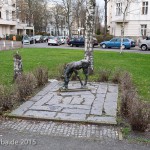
(0, 40, 22, 50)
(9, 80, 118, 125)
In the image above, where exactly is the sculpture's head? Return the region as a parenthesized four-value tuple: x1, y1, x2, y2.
(81, 59, 90, 68)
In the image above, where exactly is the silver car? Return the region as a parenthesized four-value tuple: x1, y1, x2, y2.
(48, 36, 62, 46)
(138, 36, 150, 51)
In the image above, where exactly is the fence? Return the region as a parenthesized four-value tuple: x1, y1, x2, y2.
(0, 40, 23, 51)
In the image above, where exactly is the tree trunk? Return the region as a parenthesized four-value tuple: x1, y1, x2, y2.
(84, 0, 96, 74)
(104, 0, 107, 37)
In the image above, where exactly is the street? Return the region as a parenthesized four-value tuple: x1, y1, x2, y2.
(23, 42, 150, 54)
(0, 125, 149, 150)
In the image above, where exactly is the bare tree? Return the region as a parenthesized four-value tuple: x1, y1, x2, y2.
(72, 0, 86, 36)
(119, 0, 138, 53)
(62, 0, 72, 38)
(104, 0, 110, 36)
(95, 5, 104, 35)
(17, 0, 51, 34)
(85, 0, 96, 74)
(51, 3, 65, 36)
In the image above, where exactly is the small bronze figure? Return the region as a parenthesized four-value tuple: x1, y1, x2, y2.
(61, 59, 90, 89)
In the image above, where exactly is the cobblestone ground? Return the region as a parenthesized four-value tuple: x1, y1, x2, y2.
(0, 119, 120, 140)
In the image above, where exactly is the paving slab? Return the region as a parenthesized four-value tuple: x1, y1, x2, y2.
(9, 81, 118, 125)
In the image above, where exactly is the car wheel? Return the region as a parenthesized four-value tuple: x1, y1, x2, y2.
(102, 44, 106, 49)
(122, 45, 125, 49)
(141, 45, 147, 51)
(71, 44, 73, 47)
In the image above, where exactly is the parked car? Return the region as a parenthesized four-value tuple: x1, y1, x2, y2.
(59, 36, 66, 44)
(68, 37, 84, 47)
(22, 35, 30, 45)
(34, 35, 43, 43)
(48, 36, 62, 46)
(28, 36, 35, 44)
(93, 37, 98, 47)
(100, 38, 136, 49)
(138, 36, 150, 51)
(43, 36, 48, 42)
(68, 37, 98, 47)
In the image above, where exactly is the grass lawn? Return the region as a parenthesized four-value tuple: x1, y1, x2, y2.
(0, 48, 150, 101)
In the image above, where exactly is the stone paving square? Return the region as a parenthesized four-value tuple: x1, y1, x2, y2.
(9, 81, 118, 125)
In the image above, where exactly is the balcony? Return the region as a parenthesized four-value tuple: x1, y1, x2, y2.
(16, 23, 34, 30)
(0, 19, 16, 25)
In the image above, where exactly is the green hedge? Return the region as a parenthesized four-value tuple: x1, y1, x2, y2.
(95, 35, 113, 43)
(8, 34, 22, 41)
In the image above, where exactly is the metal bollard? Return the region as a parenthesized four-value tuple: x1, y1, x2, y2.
(11, 41, 14, 49)
(3, 41, 6, 48)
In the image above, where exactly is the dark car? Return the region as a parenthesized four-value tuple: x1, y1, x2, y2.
(68, 37, 98, 47)
(68, 37, 84, 47)
(100, 38, 135, 49)
(43, 36, 48, 42)
(34, 35, 43, 43)
(29, 36, 35, 44)
(93, 37, 98, 47)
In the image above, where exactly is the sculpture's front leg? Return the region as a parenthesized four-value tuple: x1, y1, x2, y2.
(84, 74, 88, 86)
(74, 70, 83, 87)
(82, 68, 88, 88)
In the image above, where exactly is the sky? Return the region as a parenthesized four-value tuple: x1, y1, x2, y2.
(96, 0, 104, 7)
(50, 0, 104, 7)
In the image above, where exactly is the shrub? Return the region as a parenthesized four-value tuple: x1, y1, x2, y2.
(56, 64, 66, 80)
(16, 35, 22, 41)
(95, 34, 113, 43)
(0, 85, 16, 113)
(120, 72, 133, 90)
(120, 88, 137, 117)
(15, 73, 37, 101)
(120, 71, 150, 131)
(111, 68, 123, 84)
(129, 100, 150, 132)
(120, 72, 135, 116)
(97, 69, 111, 82)
(34, 67, 48, 87)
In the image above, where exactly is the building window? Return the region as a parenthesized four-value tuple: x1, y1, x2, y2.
(142, 1, 148, 15)
(6, 10, 9, 20)
(5, 0, 8, 4)
(141, 24, 147, 36)
(0, 12, 1, 18)
(116, 2, 122, 16)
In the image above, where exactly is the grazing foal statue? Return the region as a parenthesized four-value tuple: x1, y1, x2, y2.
(61, 59, 90, 90)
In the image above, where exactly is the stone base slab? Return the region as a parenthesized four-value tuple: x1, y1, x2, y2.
(9, 81, 118, 125)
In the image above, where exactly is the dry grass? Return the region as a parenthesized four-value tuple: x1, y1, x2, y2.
(111, 68, 123, 84)
(97, 69, 111, 82)
(120, 72, 150, 131)
(0, 85, 17, 114)
(129, 100, 150, 131)
(34, 67, 48, 87)
(15, 73, 37, 101)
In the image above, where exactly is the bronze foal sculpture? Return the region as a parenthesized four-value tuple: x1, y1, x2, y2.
(61, 59, 90, 90)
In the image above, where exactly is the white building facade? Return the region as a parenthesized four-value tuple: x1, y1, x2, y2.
(107, 0, 150, 38)
(0, 0, 34, 38)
